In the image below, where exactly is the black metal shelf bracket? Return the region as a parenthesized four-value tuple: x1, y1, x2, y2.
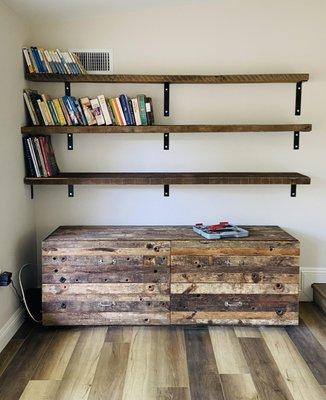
(164, 82, 170, 116)
(30, 185, 34, 199)
(164, 184, 170, 197)
(295, 82, 302, 115)
(68, 185, 74, 197)
(291, 184, 297, 197)
(294, 131, 300, 150)
(67, 133, 73, 150)
(164, 133, 169, 150)
(65, 82, 71, 96)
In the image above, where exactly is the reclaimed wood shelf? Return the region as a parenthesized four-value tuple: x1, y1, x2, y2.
(25, 172, 310, 185)
(25, 72, 309, 84)
(21, 124, 312, 135)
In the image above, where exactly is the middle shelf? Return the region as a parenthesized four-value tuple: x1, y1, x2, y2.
(21, 123, 311, 134)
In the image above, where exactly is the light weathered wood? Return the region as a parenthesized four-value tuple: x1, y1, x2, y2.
(234, 327, 262, 338)
(105, 326, 134, 343)
(240, 337, 294, 400)
(32, 330, 80, 380)
(220, 374, 259, 400)
(54, 327, 107, 400)
(299, 302, 326, 348)
(171, 282, 299, 295)
(261, 327, 326, 400)
(26, 172, 311, 186)
(122, 327, 157, 400)
(156, 387, 191, 400)
(209, 326, 249, 374)
(21, 123, 312, 135)
(88, 342, 130, 400)
(19, 380, 60, 400)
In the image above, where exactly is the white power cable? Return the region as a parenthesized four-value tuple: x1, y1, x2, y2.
(18, 263, 41, 323)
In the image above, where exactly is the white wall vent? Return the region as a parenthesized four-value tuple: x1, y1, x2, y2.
(69, 49, 113, 74)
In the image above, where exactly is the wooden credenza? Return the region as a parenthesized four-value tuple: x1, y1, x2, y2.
(42, 225, 299, 326)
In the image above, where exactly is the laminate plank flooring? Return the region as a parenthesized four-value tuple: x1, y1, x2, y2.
(0, 302, 324, 399)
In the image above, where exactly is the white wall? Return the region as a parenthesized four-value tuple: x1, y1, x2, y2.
(28, 1, 326, 298)
(0, 1, 36, 349)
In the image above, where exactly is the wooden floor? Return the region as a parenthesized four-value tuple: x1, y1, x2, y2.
(0, 303, 325, 400)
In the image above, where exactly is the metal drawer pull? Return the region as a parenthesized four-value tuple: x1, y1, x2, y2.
(224, 301, 243, 308)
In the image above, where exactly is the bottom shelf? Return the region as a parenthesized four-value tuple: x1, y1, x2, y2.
(24, 172, 310, 185)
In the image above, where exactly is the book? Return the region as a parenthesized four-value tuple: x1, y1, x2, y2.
(145, 97, 154, 125)
(108, 98, 122, 126)
(22, 136, 36, 176)
(80, 97, 96, 125)
(37, 99, 49, 125)
(119, 94, 132, 125)
(53, 99, 67, 125)
(28, 90, 45, 124)
(106, 99, 116, 125)
(72, 97, 87, 125)
(131, 98, 141, 126)
(137, 95, 147, 125)
(22, 48, 34, 73)
(128, 98, 136, 125)
(23, 90, 38, 125)
(48, 100, 60, 125)
(34, 137, 48, 176)
(115, 97, 127, 126)
(41, 94, 54, 125)
(59, 98, 72, 125)
(39, 136, 52, 176)
(27, 137, 40, 177)
(46, 136, 60, 175)
(97, 95, 112, 125)
(90, 98, 105, 125)
(63, 96, 79, 125)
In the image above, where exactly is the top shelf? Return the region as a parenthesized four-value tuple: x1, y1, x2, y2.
(24, 73, 309, 84)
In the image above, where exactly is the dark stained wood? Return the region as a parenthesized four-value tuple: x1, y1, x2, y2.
(240, 337, 294, 400)
(156, 387, 191, 400)
(21, 123, 312, 135)
(0, 327, 55, 399)
(312, 283, 326, 313)
(25, 172, 311, 186)
(25, 72, 309, 84)
(286, 319, 326, 385)
(0, 339, 24, 377)
(171, 294, 299, 312)
(184, 328, 225, 400)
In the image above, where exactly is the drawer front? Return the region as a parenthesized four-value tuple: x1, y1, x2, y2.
(42, 240, 171, 325)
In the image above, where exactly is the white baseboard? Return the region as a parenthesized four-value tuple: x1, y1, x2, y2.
(300, 268, 326, 301)
(0, 307, 26, 353)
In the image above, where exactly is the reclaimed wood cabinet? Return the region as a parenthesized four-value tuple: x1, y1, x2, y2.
(42, 225, 299, 326)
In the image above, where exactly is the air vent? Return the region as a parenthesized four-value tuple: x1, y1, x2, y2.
(69, 49, 113, 74)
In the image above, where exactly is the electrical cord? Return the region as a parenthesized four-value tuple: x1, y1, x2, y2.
(11, 263, 42, 323)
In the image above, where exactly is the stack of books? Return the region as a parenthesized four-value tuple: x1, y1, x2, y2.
(22, 135, 60, 177)
(22, 47, 86, 74)
(23, 90, 155, 126)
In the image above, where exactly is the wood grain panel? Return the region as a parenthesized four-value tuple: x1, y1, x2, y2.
(156, 387, 191, 400)
(184, 329, 225, 400)
(209, 327, 249, 374)
(240, 337, 294, 400)
(299, 302, 326, 348)
(19, 380, 60, 400)
(286, 321, 326, 385)
(220, 374, 259, 400)
(261, 327, 326, 400)
(54, 327, 107, 400)
(171, 311, 298, 325)
(171, 282, 299, 295)
(88, 342, 130, 400)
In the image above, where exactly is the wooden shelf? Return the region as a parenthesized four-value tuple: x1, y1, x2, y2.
(21, 124, 312, 135)
(24, 172, 311, 186)
(24, 73, 309, 84)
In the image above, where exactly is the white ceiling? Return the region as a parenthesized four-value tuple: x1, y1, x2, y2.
(3, 0, 203, 22)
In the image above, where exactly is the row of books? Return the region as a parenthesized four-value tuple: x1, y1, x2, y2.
(23, 136, 60, 178)
(22, 46, 86, 74)
(24, 90, 155, 127)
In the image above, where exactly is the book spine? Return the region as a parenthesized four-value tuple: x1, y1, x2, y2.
(63, 96, 78, 125)
(128, 98, 136, 125)
(106, 99, 116, 125)
(39, 136, 52, 176)
(119, 95, 132, 125)
(73, 98, 87, 125)
(28, 48, 39, 73)
(70, 52, 87, 74)
(27, 138, 40, 177)
(36, 48, 47, 73)
(40, 49, 52, 73)
(115, 98, 127, 126)
(137, 95, 148, 125)
(57, 50, 71, 74)
(22, 136, 36, 176)
(145, 97, 154, 125)
(109, 98, 122, 126)
(53, 99, 67, 125)
(23, 91, 38, 125)
(41, 95, 54, 125)
(90, 98, 105, 125)
(22, 48, 34, 73)
(97, 95, 112, 125)
(131, 98, 142, 126)
(34, 137, 47, 176)
(37, 99, 49, 125)
(59, 98, 72, 125)
(31, 47, 43, 73)
(46, 136, 60, 175)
